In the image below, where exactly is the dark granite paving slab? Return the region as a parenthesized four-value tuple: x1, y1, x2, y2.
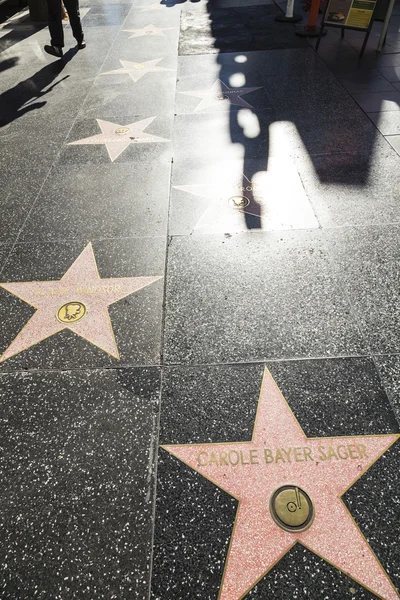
(270, 111, 378, 160)
(152, 360, 399, 599)
(1, 111, 76, 161)
(325, 225, 400, 355)
(0, 367, 160, 599)
(212, 47, 320, 80)
(261, 71, 357, 120)
(175, 80, 270, 115)
(79, 76, 176, 118)
(60, 113, 173, 165)
(0, 244, 12, 272)
(77, 3, 132, 26)
(0, 24, 45, 54)
(172, 104, 379, 174)
(0, 238, 165, 371)
(231, 49, 358, 120)
(100, 48, 177, 72)
(179, 4, 308, 55)
(19, 161, 171, 241)
(173, 47, 367, 118)
(0, 56, 47, 95)
(108, 31, 179, 61)
(376, 355, 400, 420)
(122, 5, 181, 28)
(293, 141, 400, 227)
(21, 26, 122, 77)
(175, 52, 270, 115)
(169, 156, 318, 235)
(0, 163, 52, 243)
(163, 231, 366, 365)
(0, 76, 91, 128)
(173, 111, 275, 167)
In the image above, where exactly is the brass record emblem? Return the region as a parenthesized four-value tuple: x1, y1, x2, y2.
(57, 302, 87, 324)
(229, 196, 250, 209)
(270, 485, 314, 533)
(216, 93, 229, 101)
(133, 63, 145, 69)
(114, 126, 130, 135)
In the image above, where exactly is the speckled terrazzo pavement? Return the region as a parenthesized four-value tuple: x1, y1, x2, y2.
(1, 0, 400, 597)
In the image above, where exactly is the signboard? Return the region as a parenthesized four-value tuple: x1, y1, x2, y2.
(316, 0, 380, 56)
(324, 0, 377, 28)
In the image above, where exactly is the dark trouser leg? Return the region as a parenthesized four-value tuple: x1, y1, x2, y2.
(46, 0, 64, 47)
(63, 0, 84, 43)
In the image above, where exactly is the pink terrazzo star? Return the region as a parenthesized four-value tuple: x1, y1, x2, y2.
(0, 243, 162, 362)
(68, 117, 169, 162)
(101, 58, 173, 83)
(162, 369, 399, 600)
(123, 24, 174, 39)
(180, 79, 263, 112)
(174, 160, 318, 233)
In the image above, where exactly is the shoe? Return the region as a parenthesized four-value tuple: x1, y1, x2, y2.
(77, 40, 86, 49)
(44, 44, 63, 58)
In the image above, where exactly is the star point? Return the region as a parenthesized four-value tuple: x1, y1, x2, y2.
(162, 369, 399, 600)
(0, 243, 162, 362)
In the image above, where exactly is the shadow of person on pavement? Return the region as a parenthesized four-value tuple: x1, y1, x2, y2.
(0, 47, 78, 127)
(0, 56, 19, 73)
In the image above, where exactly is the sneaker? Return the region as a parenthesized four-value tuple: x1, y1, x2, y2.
(44, 44, 63, 58)
(77, 40, 86, 49)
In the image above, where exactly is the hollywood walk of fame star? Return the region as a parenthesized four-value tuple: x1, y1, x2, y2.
(162, 369, 400, 600)
(180, 79, 263, 112)
(101, 58, 173, 83)
(68, 117, 169, 162)
(174, 160, 318, 233)
(0, 243, 162, 362)
(123, 24, 175, 39)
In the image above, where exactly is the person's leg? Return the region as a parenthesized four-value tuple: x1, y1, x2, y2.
(45, 0, 64, 48)
(63, 0, 84, 45)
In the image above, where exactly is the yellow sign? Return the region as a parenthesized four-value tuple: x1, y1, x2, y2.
(114, 126, 130, 135)
(346, 7, 373, 26)
(57, 302, 87, 324)
(270, 485, 314, 532)
(325, 0, 376, 28)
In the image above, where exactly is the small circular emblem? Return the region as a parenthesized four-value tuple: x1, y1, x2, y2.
(270, 485, 314, 533)
(114, 126, 130, 136)
(57, 302, 87, 324)
(216, 93, 229, 101)
(229, 196, 250, 209)
(145, 30, 154, 34)
(133, 63, 145, 69)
